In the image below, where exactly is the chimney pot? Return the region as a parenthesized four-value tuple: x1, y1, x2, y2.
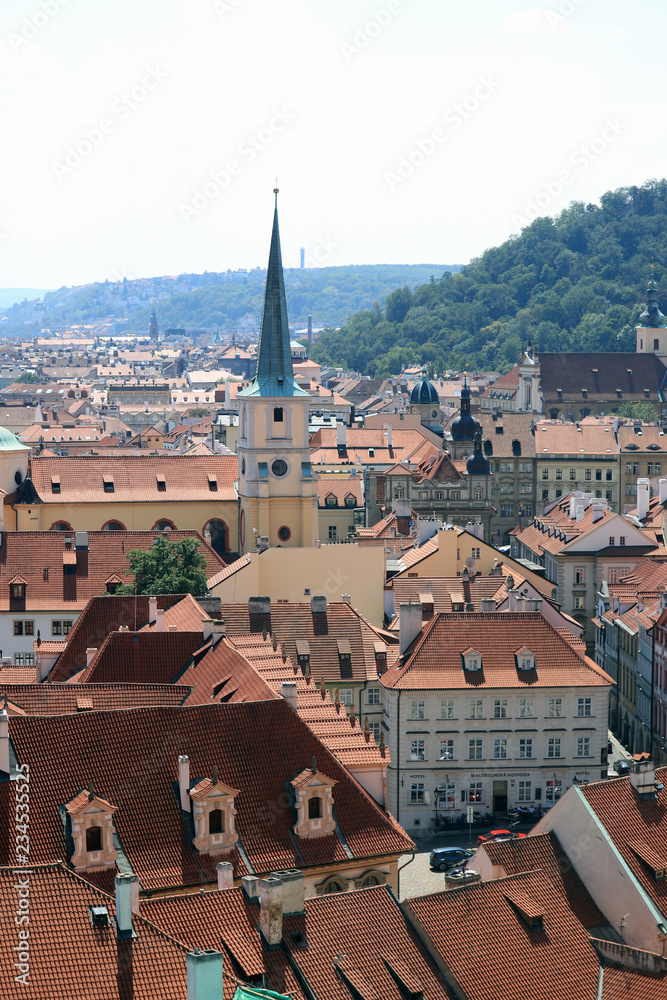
(216, 861, 233, 891)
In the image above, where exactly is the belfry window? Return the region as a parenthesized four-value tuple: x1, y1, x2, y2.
(273, 407, 284, 422)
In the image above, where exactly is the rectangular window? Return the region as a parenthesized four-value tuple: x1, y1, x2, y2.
(14, 653, 35, 666)
(519, 698, 534, 719)
(577, 737, 591, 757)
(451, 491, 460, 500)
(548, 738, 562, 758)
(633, 463, 639, 476)
(440, 699, 455, 719)
(518, 781, 532, 802)
(436, 782, 456, 811)
(585, 469, 591, 481)
(439, 739, 454, 761)
(369, 722, 381, 743)
(569, 468, 576, 480)
(555, 468, 562, 480)
(493, 699, 508, 719)
(410, 700, 425, 720)
(467, 782, 483, 803)
(608, 536, 615, 547)
(52, 620, 62, 636)
(500, 504, 514, 518)
(619, 536, 625, 546)
(545, 779, 562, 803)
(13, 621, 23, 636)
(595, 469, 602, 481)
(410, 740, 425, 761)
(542, 488, 549, 501)
(574, 596, 584, 610)
(410, 782, 425, 804)
(656, 463, 662, 475)
(575, 567, 585, 584)
(367, 687, 380, 705)
(339, 689, 353, 706)
(626, 462, 632, 475)
(519, 738, 533, 759)
(63, 620, 72, 635)
(606, 469, 613, 481)
(328, 525, 337, 541)
(469, 699, 484, 719)
(468, 739, 483, 760)
(493, 738, 507, 759)
(577, 697, 592, 717)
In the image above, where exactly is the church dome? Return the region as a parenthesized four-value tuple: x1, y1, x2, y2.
(410, 370, 439, 405)
(0, 426, 29, 452)
(639, 273, 666, 329)
(450, 381, 481, 441)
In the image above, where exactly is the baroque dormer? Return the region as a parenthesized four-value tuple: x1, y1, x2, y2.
(189, 767, 240, 855)
(291, 757, 337, 838)
(515, 646, 536, 671)
(461, 647, 482, 672)
(65, 783, 117, 871)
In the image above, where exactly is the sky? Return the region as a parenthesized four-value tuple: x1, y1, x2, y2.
(0, 0, 664, 288)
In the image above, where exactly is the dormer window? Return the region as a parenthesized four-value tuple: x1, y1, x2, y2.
(65, 785, 118, 871)
(325, 494, 337, 507)
(461, 647, 482, 671)
(515, 646, 536, 671)
(344, 494, 356, 508)
(291, 759, 337, 839)
(189, 768, 240, 855)
(103, 475, 114, 493)
(156, 475, 166, 492)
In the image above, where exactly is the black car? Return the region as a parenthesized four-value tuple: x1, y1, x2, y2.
(429, 847, 475, 871)
(613, 759, 630, 776)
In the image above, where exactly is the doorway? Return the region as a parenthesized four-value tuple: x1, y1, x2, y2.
(493, 780, 508, 815)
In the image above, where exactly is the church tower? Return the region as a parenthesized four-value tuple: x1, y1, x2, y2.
(636, 268, 667, 357)
(149, 309, 159, 341)
(236, 191, 318, 553)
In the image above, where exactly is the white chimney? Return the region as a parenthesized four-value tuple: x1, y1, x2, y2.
(637, 478, 650, 521)
(660, 478, 667, 505)
(270, 868, 305, 915)
(148, 597, 157, 624)
(86, 648, 97, 667)
(156, 608, 165, 632)
(241, 875, 259, 901)
(336, 421, 346, 447)
(216, 862, 233, 890)
(259, 876, 283, 946)
(386, 424, 393, 448)
(0, 709, 9, 774)
(115, 873, 139, 935)
(399, 603, 423, 655)
(202, 618, 213, 641)
(280, 681, 298, 712)
(186, 950, 223, 1000)
(514, 596, 526, 612)
(211, 620, 225, 645)
(480, 599, 496, 613)
(178, 754, 190, 812)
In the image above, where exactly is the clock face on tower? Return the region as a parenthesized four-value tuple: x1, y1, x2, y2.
(271, 459, 288, 477)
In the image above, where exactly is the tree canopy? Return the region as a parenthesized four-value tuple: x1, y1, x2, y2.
(114, 536, 209, 597)
(309, 178, 667, 376)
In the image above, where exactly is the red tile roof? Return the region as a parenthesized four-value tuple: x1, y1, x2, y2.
(21, 454, 238, 503)
(77, 630, 204, 684)
(4, 701, 412, 890)
(0, 863, 189, 1000)
(0, 682, 188, 714)
(382, 612, 613, 690)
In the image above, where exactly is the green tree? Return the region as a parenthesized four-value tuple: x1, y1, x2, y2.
(16, 372, 41, 383)
(618, 402, 658, 422)
(114, 536, 208, 596)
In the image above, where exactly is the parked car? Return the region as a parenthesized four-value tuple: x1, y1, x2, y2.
(613, 759, 630, 776)
(477, 829, 528, 845)
(429, 847, 475, 871)
(444, 868, 481, 886)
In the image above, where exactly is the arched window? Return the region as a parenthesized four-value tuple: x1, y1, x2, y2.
(360, 872, 384, 888)
(273, 406, 284, 422)
(102, 520, 126, 531)
(241, 407, 247, 439)
(203, 519, 228, 556)
(321, 878, 345, 895)
(152, 519, 176, 531)
(308, 796, 322, 820)
(209, 808, 224, 834)
(14, 470, 22, 486)
(50, 521, 73, 532)
(86, 826, 102, 852)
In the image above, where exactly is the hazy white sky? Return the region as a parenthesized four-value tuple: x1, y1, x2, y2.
(0, 0, 663, 287)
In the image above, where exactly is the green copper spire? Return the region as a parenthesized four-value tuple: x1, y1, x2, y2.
(639, 265, 666, 328)
(238, 189, 308, 398)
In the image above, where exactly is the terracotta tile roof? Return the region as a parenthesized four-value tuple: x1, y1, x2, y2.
(176, 637, 280, 706)
(412, 450, 462, 484)
(49, 594, 186, 681)
(219, 601, 398, 685)
(394, 535, 439, 570)
(22, 454, 238, 502)
(142, 887, 305, 1000)
(4, 701, 412, 889)
(540, 352, 667, 404)
(281, 885, 454, 1000)
(309, 426, 436, 467)
(392, 575, 506, 612)
(580, 768, 667, 916)
(356, 511, 414, 540)
(404, 870, 601, 1000)
(77, 630, 204, 684)
(0, 863, 189, 1000)
(316, 476, 362, 506)
(382, 613, 614, 690)
(141, 592, 211, 633)
(601, 964, 667, 999)
(535, 421, 620, 456)
(479, 365, 520, 397)
(0, 667, 36, 683)
(0, 530, 225, 613)
(481, 831, 605, 928)
(207, 553, 252, 588)
(0, 681, 188, 714)
(475, 412, 537, 459)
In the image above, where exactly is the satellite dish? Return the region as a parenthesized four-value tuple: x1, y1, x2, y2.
(466, 556, 475, 568)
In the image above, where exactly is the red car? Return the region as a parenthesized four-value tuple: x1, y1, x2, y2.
(477, 829, 528, 845)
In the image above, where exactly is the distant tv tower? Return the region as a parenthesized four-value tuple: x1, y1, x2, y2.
(300, 246, 305, 269)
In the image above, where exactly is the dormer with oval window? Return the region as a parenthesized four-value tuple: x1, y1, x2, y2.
(291, 757, 337, 838)
(461, 647, 482, 672)
(189, 766, 240, 855)
(65, 784, 118, 871)
(515, 646, 536, 671)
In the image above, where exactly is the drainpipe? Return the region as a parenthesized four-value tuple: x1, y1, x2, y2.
(396, 689, 401, 823)
(397, 848, 417, 902)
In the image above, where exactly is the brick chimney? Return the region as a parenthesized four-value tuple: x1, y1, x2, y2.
(259, 876, 284, 946)
(178, 754, 190, 812)
(186, 950, 223, 1000)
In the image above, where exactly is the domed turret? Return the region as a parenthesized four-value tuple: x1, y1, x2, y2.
(450, 376, 481, 442)
(410, 368, 439, 406)
(467, 429, 490, 475)
(639, 270, 666, 329)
